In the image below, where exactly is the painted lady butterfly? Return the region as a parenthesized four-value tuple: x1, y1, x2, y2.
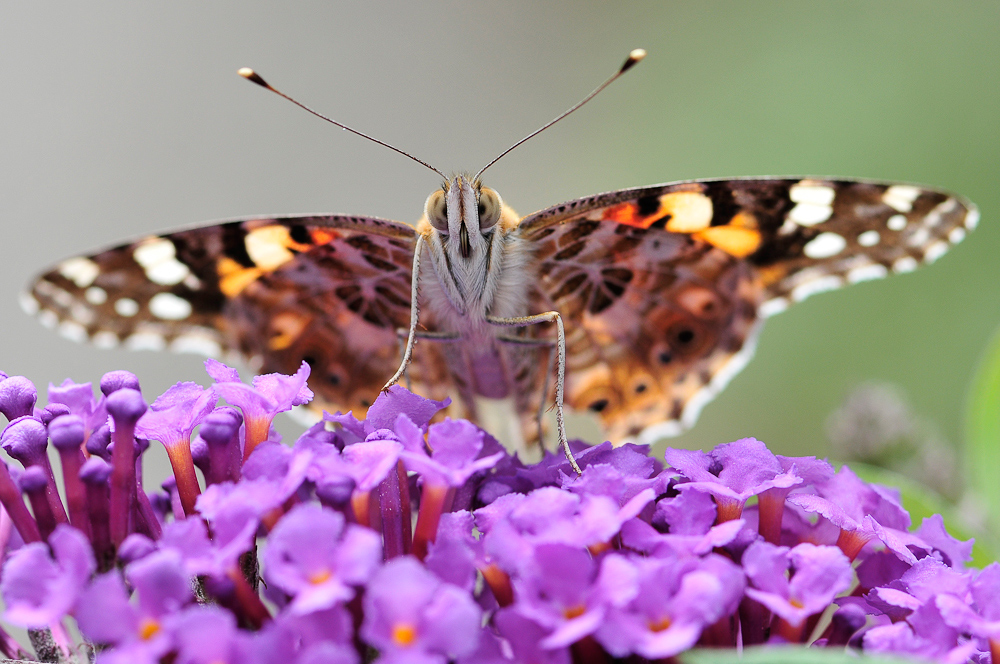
(22, 51, 978, 470)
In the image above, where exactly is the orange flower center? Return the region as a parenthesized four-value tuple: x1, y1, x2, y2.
(308, 568, 332, 585)
(392, 622, 418, 647)
(648, 616, 672, 632)
(139, 618, 160, 641)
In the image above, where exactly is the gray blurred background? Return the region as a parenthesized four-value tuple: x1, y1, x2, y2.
(1, 2, 997, 476)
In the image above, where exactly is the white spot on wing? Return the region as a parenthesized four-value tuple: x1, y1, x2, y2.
(92, 331, 119, 349)
(636, 419, 684, 445)
(125, 332, 167, 352)
(892, 256, 918, 273)
(170, 332, 222, 357)
(84, 287, 107, 305)
(788, 203, 833, 226)
(791, 275, 844, 302)
(146, 260, 191, 286)
(58, 321, 87, 343)
(777, 219, 798, 235)
(965, 207, 980, 230)
(133, 238, 175, 269)
(38, 310, 58, 329)
(923, 241, 949, 264)
(70, 303, 95, 326)
(907, 228, 930, 248)
(886, 214, 907, 231)
(948, 227, 966, 244)
(133, 238, 191, 286)
(758, 298, 789, 318)
(50, 287, 73, 308)
(846, 264, 888, 283)
(790, 182, 836, 206)
(19, 293, 39, 315)
(114, 298, 140, 317)
(882, 185, 921, 213)
(58, 257, 100, 288)
(857, 230, 880, 247)
(148, 292, 192, 320)
(803, 232, 846, 259)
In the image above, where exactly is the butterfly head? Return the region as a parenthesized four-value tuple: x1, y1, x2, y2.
(424, 175, 505, 261)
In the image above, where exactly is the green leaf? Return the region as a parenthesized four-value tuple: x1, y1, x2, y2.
(680, 646, 923, 664)
(966, 324, 1000, 536)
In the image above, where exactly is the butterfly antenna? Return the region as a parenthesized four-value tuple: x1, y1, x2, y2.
(473, 48, 646, 182)
(238, 68, 447, 180)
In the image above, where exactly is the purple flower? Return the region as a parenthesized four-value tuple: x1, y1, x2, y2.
(263, 503, 382, 614)
(198, 407, 243, 485)
(0, 376, 37, 422)
(47, 378, 107, 438)
(366, 385, 449, 431)
(76, 550, 191, 659)
(788, 465, 912, 560)
(49, 414, 91, 535)
(398, 417, 503, 559)
(1, 416, 69, 528)
(1, 525, 95, 627)
(665, 438, 802, 522)
(206, 359, 313, 460)
(399, 418, 504, 489)
(505, 543, 610, 648)
(106, 387, 147, 546)
(361, 556, 481, 663)
(493, 609, 570, 664)
(100, 370, 141, 396)
(743, 541, 853, 634)
(136, 382, 215, 516)
(165, 605, 250, 664)
(595, 553, 745, 658)
(478, 486, 653, 571)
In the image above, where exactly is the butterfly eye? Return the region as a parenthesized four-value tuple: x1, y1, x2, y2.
(478, 187, 502, 230)
(425, 190, 449, 232)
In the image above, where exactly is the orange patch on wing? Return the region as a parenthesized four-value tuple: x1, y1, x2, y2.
(694, 226, 761, 257)
(268, 312, 312, 350)
(217, 257, 264, 298)
(310, 229, 339, 245)
(601, 202, 652, 228)
(693, 211, 761, 258)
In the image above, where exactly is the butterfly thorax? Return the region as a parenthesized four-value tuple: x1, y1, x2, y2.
(418, 176, 533, 334)
(415, 176, 536, 405)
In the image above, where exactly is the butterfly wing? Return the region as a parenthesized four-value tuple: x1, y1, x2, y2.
(25, 214, 452, 415)
(517, 178, 978, 443)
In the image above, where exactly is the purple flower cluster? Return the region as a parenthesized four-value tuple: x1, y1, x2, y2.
(0, 365, 996, 663)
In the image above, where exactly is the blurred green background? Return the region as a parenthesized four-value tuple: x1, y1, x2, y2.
(1, 2, 997, 483)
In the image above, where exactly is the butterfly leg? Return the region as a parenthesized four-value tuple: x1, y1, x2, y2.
(495, 335, 555, 446)
(487, 312, 581, 475)
(383, 235, 426, 392)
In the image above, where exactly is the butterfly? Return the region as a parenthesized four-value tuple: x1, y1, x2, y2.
(22, 52, 978, 470)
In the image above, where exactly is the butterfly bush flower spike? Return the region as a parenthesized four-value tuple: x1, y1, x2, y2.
(0, 368, 996, 663)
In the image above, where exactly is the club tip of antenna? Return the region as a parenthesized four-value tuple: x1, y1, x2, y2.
(238, 68, 270, 88)
(620, 48, 647, 73)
